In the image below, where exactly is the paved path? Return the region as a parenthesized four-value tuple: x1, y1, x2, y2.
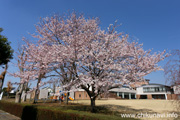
(0, 110, 20, 120)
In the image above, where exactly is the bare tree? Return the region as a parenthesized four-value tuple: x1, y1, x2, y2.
(164, 49, 180, 110)
(164, 49, 180, 85)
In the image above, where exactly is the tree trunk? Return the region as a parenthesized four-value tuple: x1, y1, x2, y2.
(90, 98, 96, 113)
(33, 83, 39, 103)
(0, 64, 8, 94)
(7, 93, 9, 99)
(15, 83, 24, 103)
(33, 75, 42, 104)
(0, 83, 2, 94)
(22, 82, 28, 102)
(15, 93, 21, 103)
(65, 92, 69, 105)
(22, 90, 27, 102)
(23, 92, 27, 102)
(33, 87, 39, 104)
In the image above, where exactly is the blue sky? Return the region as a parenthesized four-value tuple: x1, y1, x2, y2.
(0, 0, 180, 87)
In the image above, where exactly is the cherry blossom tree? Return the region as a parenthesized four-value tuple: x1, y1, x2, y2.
(12, 12, 167, 111)
(14, 47, 27, 103)
(11, 40, 63, 103)
(29, 13, 167, 112)
(21, 42, 57, 103)
(31, 13, 102, 105)
(65, 25, 167, 112)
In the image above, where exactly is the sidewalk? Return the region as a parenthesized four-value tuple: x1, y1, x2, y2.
(0, 110, 20, 120)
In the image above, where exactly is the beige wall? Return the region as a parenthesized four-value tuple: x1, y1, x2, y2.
(167, 94, 179, 100)
(108, 93, 117, 98)
(136, 95, 140, 99)
(74, 91, 90, 100)
(75, 91, 118, 100)
(147, 94, 152, 99)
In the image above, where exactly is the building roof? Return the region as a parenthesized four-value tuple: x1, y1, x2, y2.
(140, 83, 170, 88)
(109, 87, 136, 93)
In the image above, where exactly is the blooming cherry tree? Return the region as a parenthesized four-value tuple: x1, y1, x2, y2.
(12, 40, 66, 103)
(66, 26, 167, 112)
(30, 13, 167, 112)
(12, 13, 167, 111)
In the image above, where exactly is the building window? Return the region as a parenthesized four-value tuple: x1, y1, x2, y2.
(143, 87, 166, 93)
(155, 87, 160, 92)
(79, 94, 81, 98)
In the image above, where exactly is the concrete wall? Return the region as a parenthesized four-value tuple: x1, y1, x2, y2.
(69, 92, 74, 99)
(173, 85, 180, 94)
(39, 89, 48, 99)
(136, 87, 143, 94)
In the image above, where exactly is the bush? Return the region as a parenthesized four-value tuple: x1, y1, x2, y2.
(0, 101, 137, 120)
(0, 101, 23, 117)
(0, 101, 99, 120)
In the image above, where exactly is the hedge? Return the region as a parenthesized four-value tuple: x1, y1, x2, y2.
(0, 101, 99, 120)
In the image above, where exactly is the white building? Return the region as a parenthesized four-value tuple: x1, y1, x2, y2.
(109, 86, 136, 99)
(136, 84, 173, 100)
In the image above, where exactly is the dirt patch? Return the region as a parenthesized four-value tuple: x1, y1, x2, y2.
(72, 99, 179, 120)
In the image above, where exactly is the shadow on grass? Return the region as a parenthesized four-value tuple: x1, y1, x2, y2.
(21, 106, 38, 120)
(58, 104, 155, 117)
(20, 101, 180, 120)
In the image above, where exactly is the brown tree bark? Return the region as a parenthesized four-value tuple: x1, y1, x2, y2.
(15, 48, 27, 103)
(0, 64, 8, 94)
(33, 79, 40, 104)
(65, 92, 69, 105)
(15, 83, 25, 103)
(90, 97, 96, 113)
(33, 73, 44, 104)
(22, 82, 28, 102)
(80, 85, 98, 113)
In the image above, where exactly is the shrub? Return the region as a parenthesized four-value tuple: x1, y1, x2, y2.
(0, 101, 99, 120)
(0, 101, 23, 117)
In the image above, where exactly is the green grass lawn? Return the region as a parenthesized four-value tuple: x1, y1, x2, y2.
(0, 99, 138, 120)
(24, 102, 138, 120)
(2, 98, 179, 120)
